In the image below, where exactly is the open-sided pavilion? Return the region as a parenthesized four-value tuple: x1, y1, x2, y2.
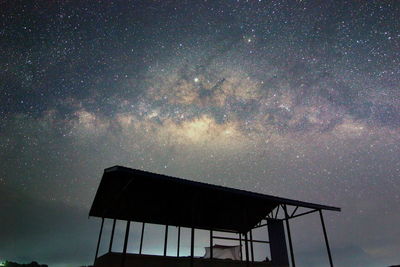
(89, 166, 340, 267)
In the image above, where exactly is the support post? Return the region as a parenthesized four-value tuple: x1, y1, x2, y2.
(319, 210, 334, 267)
(239, 233, 243, 260)
(164, 225, 169, 256)
(121, 221, 131, 267)
(177, 226, 181, 257)
(250, 230, 254, 262)
(210, 230, 213, 259)
(283, 205, 296, 267)
(244, 209, 250, 266)
(244, 232, 250, 267)
(94, 218, 104, 264)
(190, 194, 196, 267)
(109, 219, 116, 252)
(190, 227, 195, 267)
(139, 222, 145, 254)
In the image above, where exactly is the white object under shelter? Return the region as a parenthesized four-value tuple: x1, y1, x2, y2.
(203, 245, 242, 260)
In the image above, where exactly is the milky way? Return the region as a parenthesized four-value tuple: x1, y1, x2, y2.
(1, 1, 399, 266)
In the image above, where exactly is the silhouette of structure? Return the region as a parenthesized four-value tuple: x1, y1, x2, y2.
(89, 166, 340, 267)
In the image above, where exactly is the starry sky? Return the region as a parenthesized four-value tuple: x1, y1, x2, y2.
(1, 0, 400, 266)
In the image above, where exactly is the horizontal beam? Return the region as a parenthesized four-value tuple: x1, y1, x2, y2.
(89, 218, 244, 234)
(252, 223, 268, 229)
(213, 236, 269, 244)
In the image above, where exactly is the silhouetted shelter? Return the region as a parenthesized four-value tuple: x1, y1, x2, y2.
(89, 166, 340, 267)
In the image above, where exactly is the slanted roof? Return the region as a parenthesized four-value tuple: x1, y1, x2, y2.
(89, 166, 340, 233)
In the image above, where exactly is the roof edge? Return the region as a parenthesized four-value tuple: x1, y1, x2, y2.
(102, 165, 341, 212)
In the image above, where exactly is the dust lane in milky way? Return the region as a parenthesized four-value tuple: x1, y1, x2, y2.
(0, 1, 399, 266)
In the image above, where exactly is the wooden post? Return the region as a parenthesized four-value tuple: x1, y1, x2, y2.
(244, 232, 250, 267)
(210, 230, 213, 259)
(139, 222, 145, 254)
(94, 218, 104, 264)
(190, 227, 195, 267)
(108, 219, 116, 253)
(250, 230, 254, 262)
(121, 221, 130, 267)
(164, 225, 169, 256)
(177, 226, 181, 257)
(239, 233, 243, 260)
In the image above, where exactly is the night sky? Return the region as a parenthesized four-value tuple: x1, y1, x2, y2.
(1, 0, 400, 266)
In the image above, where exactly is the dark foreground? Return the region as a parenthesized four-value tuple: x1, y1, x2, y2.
(1, 262, 47, 267)
(94, 252, 282, 267)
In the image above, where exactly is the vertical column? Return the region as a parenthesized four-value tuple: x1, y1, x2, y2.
(177, 226, 181, 257)
(164, 225, 169, 256)
(139, 223, 145, 254)
(94, 218, 104, 264)
(283, 205, 296, 267)
(210, 230, 213, 259)
(109, 219, 116, 253)
(190, 193, 196, 267)
(250, 230, 254, 262)
(121, 221, 131, 267)
(239, 233, 243, 260)
(190, 227, 195, 267)
(319, 210, 334, 267)
(244, 232, 250, 267)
